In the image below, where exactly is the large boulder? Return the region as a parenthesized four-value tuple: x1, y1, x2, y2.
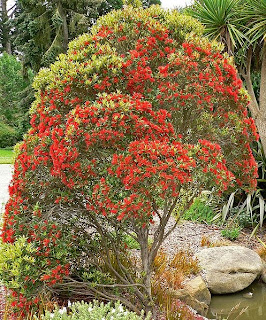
(172, 276, 211, 316)
(196, 246, 263, 294)
(262, 262, 266, 284)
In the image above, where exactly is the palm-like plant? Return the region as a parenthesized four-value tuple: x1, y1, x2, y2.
(188, 0, 246, 54)
(244, 0, 266, 42)
(188, 0, 266, 230)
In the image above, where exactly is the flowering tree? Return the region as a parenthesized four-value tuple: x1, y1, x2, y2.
(1, 4, 258, 318)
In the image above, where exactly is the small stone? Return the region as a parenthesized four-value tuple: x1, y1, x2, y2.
(172, 276, 211, 316)
(242, 292, 253, 298)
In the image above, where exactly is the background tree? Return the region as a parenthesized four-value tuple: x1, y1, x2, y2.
(0, 53, 33, 145)
(0, 0, 161, 142)
(12, 0, 161, 73)
(0, 0, 12, 53)
(12, 0, 104, 73)
(188, 0, 266, 155)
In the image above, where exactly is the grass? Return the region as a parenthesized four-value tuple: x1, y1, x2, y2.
(0, 148, 14, 164)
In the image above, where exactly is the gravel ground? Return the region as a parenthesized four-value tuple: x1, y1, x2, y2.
(150, 215, 265, 258)
(150, 217, 226, 258)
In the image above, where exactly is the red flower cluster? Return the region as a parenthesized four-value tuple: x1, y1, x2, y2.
(1, 5, 258, 318)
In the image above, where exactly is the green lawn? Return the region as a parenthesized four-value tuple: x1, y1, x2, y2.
(0, 148, 14, 164)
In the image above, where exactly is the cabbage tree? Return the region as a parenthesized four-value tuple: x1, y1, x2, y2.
(189, 0, 266, 155)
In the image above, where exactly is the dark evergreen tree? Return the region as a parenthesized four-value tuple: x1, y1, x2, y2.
(0, 0, 12, 53)
(12, 0, 161, 72)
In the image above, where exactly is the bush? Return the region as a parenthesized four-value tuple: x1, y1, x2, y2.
(182, 198, 215, 224)
(41, 300, 151, 320)
(1, 4, 258, 318)
(0, 121, 18, 147)
(221, 227, 241, 241)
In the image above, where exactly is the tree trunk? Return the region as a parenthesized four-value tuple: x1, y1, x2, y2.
(139, 229, 154, 315)
(0, 0, 12, 54)
(256, 118, 266, 155)
(57, 1, 68, 52)
(254, 41, 266, 153)
(244, 44, 266, 153)
(259, 41, 266, 116)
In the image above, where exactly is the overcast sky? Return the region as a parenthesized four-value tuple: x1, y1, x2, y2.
(161, 0, 193, 8)
(7, 0, 194, 10)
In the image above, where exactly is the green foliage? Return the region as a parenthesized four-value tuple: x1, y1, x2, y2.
(188, 0, 246, 53)
(250, 71, 261, 101)
(219, 139, 266, 230)
(221, 226, 241, 240)
(0, 121, 18, 148)
(12, 0, 103, 72)
(182, 198, 216, 224)
(41, 301, 151, 320)
(0, 53, 34, 140)
(12, 0, 161, 74)
(244, 0, 266, 42)
(122, 234, 140, 249)
(0, 237, 38, 294)
(0, 0, 11, 54)
(237, 209, 255, 227)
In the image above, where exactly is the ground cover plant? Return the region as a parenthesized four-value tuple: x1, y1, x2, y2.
(41, 300, 151, 320)
(181, 198, 216, 224)
(0, 3, 259, 319)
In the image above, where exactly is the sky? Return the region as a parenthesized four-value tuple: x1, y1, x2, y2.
(7, 0, 194, 10)
(161, 0, 193, 9)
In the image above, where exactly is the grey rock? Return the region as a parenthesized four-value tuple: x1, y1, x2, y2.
(172, 276, 211, 316)
(262, 262, 266, 284)
(196, 246, 263, 294)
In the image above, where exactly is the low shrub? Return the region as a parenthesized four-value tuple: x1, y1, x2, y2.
(0, 121, 18, 148)
(40, 300, 151, 320)
(221, 227, 241, 241)
(256, 237, 266, 261)
(182, 198, 216, 224)
(152, 249, 200, 319)
(200, 235, 230, 247)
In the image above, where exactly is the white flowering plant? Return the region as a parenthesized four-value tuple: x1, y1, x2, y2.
(40, 300, 152, 320)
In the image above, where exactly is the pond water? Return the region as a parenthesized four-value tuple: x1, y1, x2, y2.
(207, 281, 266, 320)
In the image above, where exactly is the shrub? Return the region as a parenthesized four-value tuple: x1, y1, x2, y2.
(0, 121, 18, 148)
(256, 238, 266, 261)
(182, 198, 215, 224)
(1, 4, 258, 318)
(41, 300, 151, 320)
(221, 227, 241, 240)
